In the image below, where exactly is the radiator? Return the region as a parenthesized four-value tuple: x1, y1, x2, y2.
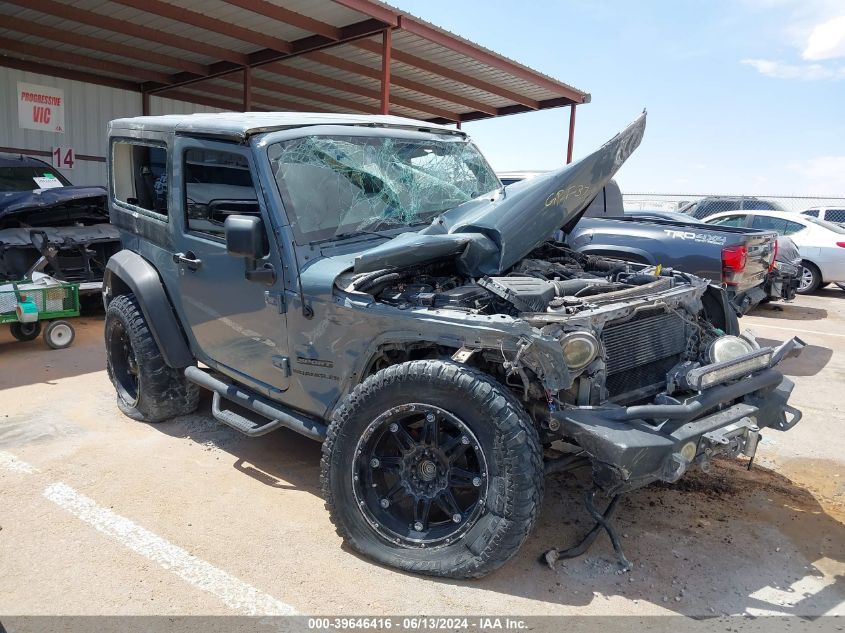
(602, 310, 687, 397)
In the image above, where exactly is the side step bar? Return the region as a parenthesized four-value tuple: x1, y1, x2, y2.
(184, 366, 327, 442)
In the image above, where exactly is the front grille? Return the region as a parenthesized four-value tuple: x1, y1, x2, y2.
(602, 310, 687, 397)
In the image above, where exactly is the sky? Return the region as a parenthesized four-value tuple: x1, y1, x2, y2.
(388, 0, 845, 196)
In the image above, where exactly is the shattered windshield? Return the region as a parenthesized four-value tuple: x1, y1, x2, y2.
(267, 134, 500, 242)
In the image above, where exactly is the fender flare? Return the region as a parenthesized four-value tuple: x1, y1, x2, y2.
(103, 250, 194, 368)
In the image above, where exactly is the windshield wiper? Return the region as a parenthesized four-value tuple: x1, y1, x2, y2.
(312, 229, 395, 244)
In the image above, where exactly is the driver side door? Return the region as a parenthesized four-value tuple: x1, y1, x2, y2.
(169, 138, 291, 397)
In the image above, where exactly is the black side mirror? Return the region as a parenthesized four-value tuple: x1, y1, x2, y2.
(224, 215, 275, 285)
(224, 215, 265, 259)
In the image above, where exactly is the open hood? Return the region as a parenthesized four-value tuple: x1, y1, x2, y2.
(0, 186, 107, 220)
(354, 112, 645, 276)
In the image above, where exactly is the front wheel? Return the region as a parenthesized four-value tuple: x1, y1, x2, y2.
(321, 360, 544, 579)
(105, 293, 199, 423)
(797, 261, 821, 294)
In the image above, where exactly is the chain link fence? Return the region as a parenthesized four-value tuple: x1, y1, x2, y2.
(623, 193, 845, 222)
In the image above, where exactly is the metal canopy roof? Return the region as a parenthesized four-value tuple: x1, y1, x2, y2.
(0, 0, 589, 127)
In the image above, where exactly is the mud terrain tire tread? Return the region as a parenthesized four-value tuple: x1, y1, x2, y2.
(320, 359, 544, 579)
(105, 293, 199, 423)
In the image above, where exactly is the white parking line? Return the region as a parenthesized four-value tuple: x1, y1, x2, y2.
(0, 450, 38, 474)
(43, 482, 297, 616)
(748, 322, 845, 339)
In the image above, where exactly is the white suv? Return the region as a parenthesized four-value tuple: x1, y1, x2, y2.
(802, 207, 845, 227)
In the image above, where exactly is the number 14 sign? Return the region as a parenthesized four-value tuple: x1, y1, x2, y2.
(52, 146, 75, 170)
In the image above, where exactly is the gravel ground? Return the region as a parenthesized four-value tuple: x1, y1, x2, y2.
(0, 289, 843, 618)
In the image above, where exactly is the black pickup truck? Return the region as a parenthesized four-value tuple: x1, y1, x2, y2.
(560, 182, 794, 315)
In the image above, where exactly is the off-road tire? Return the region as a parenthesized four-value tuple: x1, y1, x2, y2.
(321, 360, 544, 579)
(798, 261, 822, 294)
(105, 293, 199, 423)
(10, 321, 41, 342)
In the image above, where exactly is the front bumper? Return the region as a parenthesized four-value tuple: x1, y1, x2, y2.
(551, 339, 804, 494)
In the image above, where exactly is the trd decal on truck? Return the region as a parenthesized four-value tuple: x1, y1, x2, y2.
(662, 229, 727, 245)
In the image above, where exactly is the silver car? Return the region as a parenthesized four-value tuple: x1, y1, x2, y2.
(703, 210, 845, 293)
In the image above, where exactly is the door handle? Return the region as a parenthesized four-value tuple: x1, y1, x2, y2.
(173, 251, 202, 271)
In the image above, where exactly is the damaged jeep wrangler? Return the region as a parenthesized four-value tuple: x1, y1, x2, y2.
(103, 111, 804, 579)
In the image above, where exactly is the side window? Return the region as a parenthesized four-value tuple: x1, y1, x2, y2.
(742, 199, 777, 210)
(750, 215, 805, 236)
(826, 209, 845, 223)
(112, 141, 168, 216)
(184, 149, 259, 238)
(708, 214, 746, 227)
(782, 220, 805, 235)
(694, 200, 738, 219)
(802, 209, 819, 218)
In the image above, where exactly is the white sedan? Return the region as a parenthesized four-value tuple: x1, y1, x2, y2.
(702, 210, 845, 293)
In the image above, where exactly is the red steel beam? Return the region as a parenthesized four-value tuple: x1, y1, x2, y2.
(222, 0, 342, 40)
(144, 18, 387, 95)
(109, 0, 292, 54)
(243, 67, 252, 111)
(0, 57, 139, 91)
(330, 0, 399, 27)
(352, 38, 537, 110)
(380, 28, 391, 115)
(567, 104, 576, 164)
(306, 51, 472, 119)
(0, 36, 173, 84)
(261, 62, 458, 120)
(10, 0, 249, 65)
(5, 18, 209, 76)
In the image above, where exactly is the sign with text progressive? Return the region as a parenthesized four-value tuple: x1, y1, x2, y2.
(17, 82, 65, 133)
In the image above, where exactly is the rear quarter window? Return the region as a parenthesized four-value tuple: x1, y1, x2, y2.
(112, 141, 169, 218)
(750, 215, 805, 236)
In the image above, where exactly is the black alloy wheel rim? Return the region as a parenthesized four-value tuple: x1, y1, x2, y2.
(108, 320, 140, 405)
(352, 403, 488, 548)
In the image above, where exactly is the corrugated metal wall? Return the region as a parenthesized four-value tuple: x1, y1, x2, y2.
(0, 66, 226, 186)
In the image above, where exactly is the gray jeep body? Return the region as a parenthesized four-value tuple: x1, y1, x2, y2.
(103, 111, 803, 497)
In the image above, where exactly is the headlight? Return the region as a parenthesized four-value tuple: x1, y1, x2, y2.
(560, 332, 599, 370)
(707, 335, 755, 364)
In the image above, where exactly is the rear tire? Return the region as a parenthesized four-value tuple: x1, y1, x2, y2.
(321, 360, 543, 579)
(105, 293, 199, 423)
(797, 261, 821, 294)
(10, 321, 41, 342)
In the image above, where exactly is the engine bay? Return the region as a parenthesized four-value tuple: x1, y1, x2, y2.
(346, 241, 693, 317)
